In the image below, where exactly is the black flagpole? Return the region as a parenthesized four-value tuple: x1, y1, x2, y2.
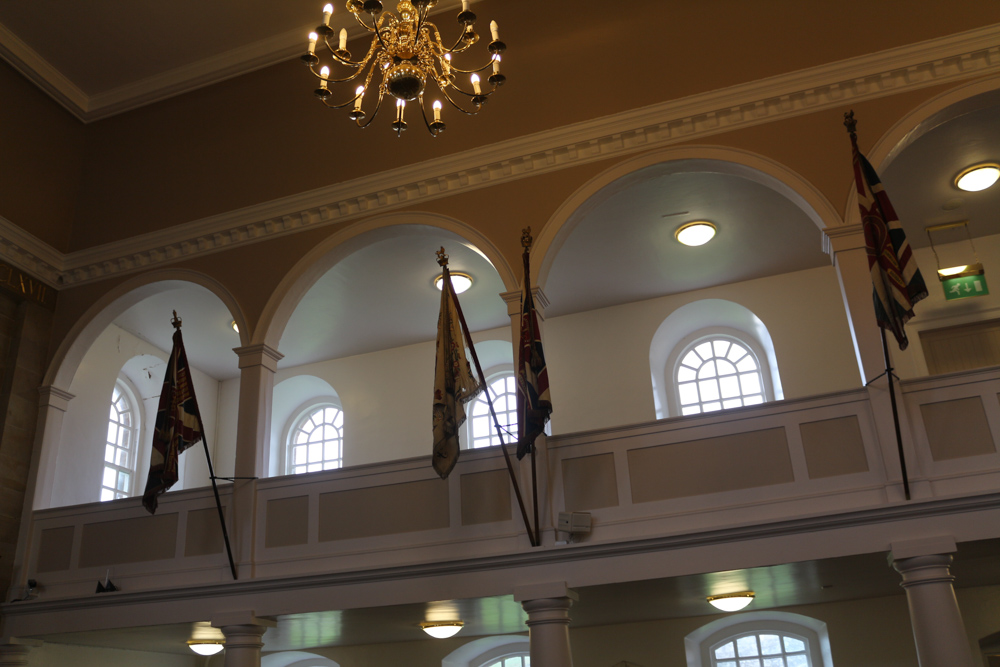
(439, 253, 537, 547)
(172, 312, 239, 580)
(880, 325, 911, 501)
(520, 232, 542, 548)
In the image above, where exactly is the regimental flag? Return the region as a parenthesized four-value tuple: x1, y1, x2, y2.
(516, 240, 551, 460)
(143, 328, 204, 514)
(850, 131, 928, 350)
(432, 267, 482, 479)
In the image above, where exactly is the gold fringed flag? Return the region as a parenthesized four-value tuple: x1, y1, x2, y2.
(432, 255, 482, 479)
(847, 113, 927, 350)
(516, 228, 552, 459)
(143, 320, 203, 514)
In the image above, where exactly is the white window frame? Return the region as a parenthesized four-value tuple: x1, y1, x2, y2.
(282, 397, 345, 475)
(443, 636, 530, 667)
(671, 330, 773, 416)
(685, 612, 833, 667)
(101, 377, 141, 501)
(464, 367, 518, 450)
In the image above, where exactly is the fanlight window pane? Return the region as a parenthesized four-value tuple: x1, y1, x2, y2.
(468, 375, 519, 449)
(737, 636, 759, 657)
(712, 633, 811, 667)
(675, 337, 766, 417)
(289, 405, 344, 475)
(102, 381, 138, 502)
(716, 643, 736, 659)
(783, 638, 805, 653)
(760, 635, 782, 655)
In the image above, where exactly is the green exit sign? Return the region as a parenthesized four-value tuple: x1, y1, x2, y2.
(942, 274, 989, 300)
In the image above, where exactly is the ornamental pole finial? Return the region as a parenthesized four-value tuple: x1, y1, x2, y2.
(521, 227, 533, 249)
(171, 310, 182, 329)
(843, 110, 857, 137)
(436, 247, 449, 267)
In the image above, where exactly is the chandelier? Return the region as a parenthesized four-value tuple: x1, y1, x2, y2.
(302, 1, 506, 136)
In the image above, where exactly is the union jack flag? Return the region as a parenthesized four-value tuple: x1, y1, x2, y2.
(516, 237, 552, 459)
(143, 328, 203, 514)
(850, 132, 927, 350)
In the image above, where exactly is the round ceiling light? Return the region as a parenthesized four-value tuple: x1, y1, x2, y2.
(707, 592, 755, 612)
(954, 163, 1000, 192)
(420, 621, 464, 639)
(675, 221, 717, 247)
(188, 641, 225, 656)
(435, 272, 473, 294)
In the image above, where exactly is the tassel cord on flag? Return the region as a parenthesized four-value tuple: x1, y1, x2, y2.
(446, 275, 538, 547)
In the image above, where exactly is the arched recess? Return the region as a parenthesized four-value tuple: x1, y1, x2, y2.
(442, 635, 529, 667)
(256, 211, 518, 350)
(270, 374, 340, 476)
(650, 299, 784, 419)
(35, 270, 248, 510)
(841, 73, 1000, 224)
(44, 268, 249, 391)
(533, 145, 843, 289)
(684, 611, 833, 667)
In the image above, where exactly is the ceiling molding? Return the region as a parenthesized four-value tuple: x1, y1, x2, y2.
(1, 24, 998, 289)
(0, 0, 475, 122)
(0, 21, 89, 117)
(0, 216, 65, 287)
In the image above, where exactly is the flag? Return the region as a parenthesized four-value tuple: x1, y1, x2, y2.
(850, 132, 927, 350)
(516, 241, 552, 459)
(432, 268, 482, 479)
(143, 328, 204, 513)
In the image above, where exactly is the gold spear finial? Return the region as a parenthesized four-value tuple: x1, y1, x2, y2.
(171, 310, 182, 329)
(436, 247, 449, 267)
(521, 227, 533, 249)
(843, 110, 857, 136)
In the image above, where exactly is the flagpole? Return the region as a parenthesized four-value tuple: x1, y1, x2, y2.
(520, 234, 541, 548)
(172, 312, 239, 580)
(440, 258, 537, 547)
(880, 319, 911, 502)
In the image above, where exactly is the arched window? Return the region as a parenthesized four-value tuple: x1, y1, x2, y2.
(442, 636, 530, 667)
(287, 404, 344, 474)
(102, 379, 139, 501)
(482, 656, 529, 667)
(685, 612, 833, 667)
(710, 631, 809, 667)
(676, 336, 765, 416)
(467, 374, 518, 449)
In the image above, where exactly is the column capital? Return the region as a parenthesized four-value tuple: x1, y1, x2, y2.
(37, 386, 74, 411)
(514, 581, 578, 603)
(889, 535, 957, 560)
(234, 344, 284, 372)
(0, 638, 42, 666)
(500, 288, 550, 319)
(822, 223, 866, 256)
(212, 612, 276, 649)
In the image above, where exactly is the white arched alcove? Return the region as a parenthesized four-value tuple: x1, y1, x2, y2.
(442, 635, 530, 667)
(270, 374, 339, 476)
(650, 299, 784, 419)
(35, 272, 247, 510)
(684, 611, 833, 667)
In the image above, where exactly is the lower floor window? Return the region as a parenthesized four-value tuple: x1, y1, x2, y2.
(484, 657, 530, 667)
(713, 632, 809, 667)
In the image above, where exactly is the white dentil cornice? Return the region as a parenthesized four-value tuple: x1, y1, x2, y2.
(0, 24, 998, 289)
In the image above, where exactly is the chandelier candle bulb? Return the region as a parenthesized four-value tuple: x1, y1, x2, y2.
(462, 0, 469, 11)
(322, 3, 333, 25)
(319, 66, 330, 89)
(471, 73, 481, 94)
(355, 86, 364, 110)
(339, 28, 348, 51)
(307, 32, 318, 54)
(490, 20, 500, 41)
(443, 53, 452, 75)
(396, 98, 405, 121)
(433, 100, 442, 122)
(492, 55, 500, 73)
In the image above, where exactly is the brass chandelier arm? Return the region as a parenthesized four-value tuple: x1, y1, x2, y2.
(320, 92, 367, 110)
(310, 62, 367, 85)
(354, 85, 388, 128)
(325, 35, 379, 69)
(438, 86, 482, 116)
(441, 58, 494, 75)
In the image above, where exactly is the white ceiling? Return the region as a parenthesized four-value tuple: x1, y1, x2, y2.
(543, 162, 829, 318)
(277, 226, 510, 369)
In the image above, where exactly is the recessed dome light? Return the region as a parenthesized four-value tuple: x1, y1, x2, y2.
(955, 163, 1000, 192)
(675, 221, 717, 247)
(707, 592, 755, 612)
(188, 641, 225, 656)
(420, 621, 464, 638)
(435, 272, 473, 294)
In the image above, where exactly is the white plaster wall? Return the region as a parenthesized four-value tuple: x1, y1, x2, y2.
(544, 265, 860, 434)
(891, 233, 1000, 379)
(45, 323, 221, 509)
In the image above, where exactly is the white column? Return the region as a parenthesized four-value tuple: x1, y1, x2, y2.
(826, 225, 922, 500)
(231, 344, 283, 578)
(212, 612, 276, 667)
(7, 387, 73, 600)
(0, 638, 41, 665)
(890, 537, 976, 667)
(515, 582, 577, 667)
